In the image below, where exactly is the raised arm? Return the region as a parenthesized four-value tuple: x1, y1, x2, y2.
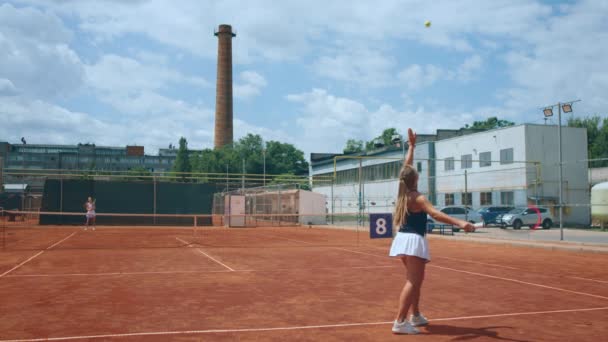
(416, 195, 474, 232)
(403, 128, 416, 167)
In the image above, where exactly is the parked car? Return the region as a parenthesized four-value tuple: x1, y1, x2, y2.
(477, 206, 514, 226)
(497, 207, 553, 230)
(427, 205, 483, 232)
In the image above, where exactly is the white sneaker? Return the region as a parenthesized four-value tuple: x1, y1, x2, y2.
(92, 227, 95, 230)
(410, 313, 429, 327)
(83, 227, 87, 230)
(392, 320, 419, 334)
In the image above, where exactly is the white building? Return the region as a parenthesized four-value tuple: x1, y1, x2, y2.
(311, 140, 435, 214)
(311, 124, 590, 225)
(435, 124, 589, 225)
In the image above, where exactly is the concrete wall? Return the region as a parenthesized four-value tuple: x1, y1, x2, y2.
(525, 125, 590, 224)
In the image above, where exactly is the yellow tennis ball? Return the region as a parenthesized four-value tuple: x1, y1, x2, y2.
(425, 20, 431, 28)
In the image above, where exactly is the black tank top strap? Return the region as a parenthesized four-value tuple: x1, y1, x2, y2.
(399, 211, 428, 237)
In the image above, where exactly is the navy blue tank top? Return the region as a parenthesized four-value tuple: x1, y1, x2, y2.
(399, 211, 428, 237)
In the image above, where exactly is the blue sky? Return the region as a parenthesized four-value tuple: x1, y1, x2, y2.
(1, 0, 607, 158)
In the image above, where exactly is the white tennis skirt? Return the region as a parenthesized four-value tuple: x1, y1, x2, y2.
(86, 211, 96, 218)
(389, 232, 431, 261)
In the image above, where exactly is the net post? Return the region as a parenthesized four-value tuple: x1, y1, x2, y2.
(1, 207, 5, 250)
(193, 215, 198, 240)
(0, 156, 4, 194)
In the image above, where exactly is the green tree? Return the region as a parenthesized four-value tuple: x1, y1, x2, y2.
(187, 135, 309, 187)
(172, 137, 192, 181)
(365, 128, 400, 151)
(343, 139, 364, 154)
(265, 140, 308, 175)
(462, 117, 515, 130)
(126, 166, 152, 181)
(568, 115, 608, 167)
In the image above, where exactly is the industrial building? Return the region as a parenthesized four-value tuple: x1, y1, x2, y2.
(310, 124, 590, 225)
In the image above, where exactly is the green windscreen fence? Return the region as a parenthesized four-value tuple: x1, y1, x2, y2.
(40, 179, 218, 226)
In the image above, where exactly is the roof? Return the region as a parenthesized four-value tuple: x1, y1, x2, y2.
(3, 184, 29, 192)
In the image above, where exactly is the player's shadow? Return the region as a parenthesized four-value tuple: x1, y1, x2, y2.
(424, 324, 530, 342)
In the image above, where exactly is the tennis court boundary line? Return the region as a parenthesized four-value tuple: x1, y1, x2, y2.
(176, 236, 235, 271)
(2, 306, 607, 341)
(272, 235, 608, 301)
(6, 264, 399, 278)
(0, 232, 76, 278)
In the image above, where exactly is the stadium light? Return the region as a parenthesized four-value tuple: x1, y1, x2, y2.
(540, 99, 581, 241)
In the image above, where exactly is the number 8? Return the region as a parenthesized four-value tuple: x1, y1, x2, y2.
(376, 218, 387, 235)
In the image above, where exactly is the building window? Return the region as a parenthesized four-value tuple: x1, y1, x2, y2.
(479, 151, 491, 167)
(461, 192, 472, 206)
(417, 162, 422, 172)
(500, 191, 514, 205)
(500, 148, 513, 165)
(461, 154, 472, 169)
(445, 193, 454, 205)
(444, 157, 454, 171)
(480, 192, 492, 205)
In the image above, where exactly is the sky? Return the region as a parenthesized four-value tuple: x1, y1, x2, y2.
(1, 0, 607, 159)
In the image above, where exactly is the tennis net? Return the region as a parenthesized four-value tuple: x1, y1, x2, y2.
(0, 210, 369, 250)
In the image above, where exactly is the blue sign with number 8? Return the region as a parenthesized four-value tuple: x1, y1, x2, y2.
(369, 213, 393, 239)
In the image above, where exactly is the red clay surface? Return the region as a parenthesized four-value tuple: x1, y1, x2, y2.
(1, 225, 607, 341)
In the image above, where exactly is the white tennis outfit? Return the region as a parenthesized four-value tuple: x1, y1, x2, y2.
(389, 211, 430, 261)
(86, 202, 96, 218)
(389, 233, 430, 261)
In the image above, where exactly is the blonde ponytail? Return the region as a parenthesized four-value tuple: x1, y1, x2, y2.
(393, 165, 418, 228)
(393, 179, 409, 227)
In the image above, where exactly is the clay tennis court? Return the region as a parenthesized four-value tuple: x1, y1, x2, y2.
(1, 222, 607, 341)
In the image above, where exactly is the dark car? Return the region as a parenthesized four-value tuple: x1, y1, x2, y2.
(477, 206, 514, 226)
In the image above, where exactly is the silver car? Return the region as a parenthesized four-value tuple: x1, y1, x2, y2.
(427, 205, 483, 232)
(498, 207, 554, 230)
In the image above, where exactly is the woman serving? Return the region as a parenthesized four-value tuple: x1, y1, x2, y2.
(389, 128, 474, 334)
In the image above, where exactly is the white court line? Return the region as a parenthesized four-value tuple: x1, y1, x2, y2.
(0, 232, 76, 278)
(429, 256, 520, 270)
(46, 232, 77, 250)
(431, 264, 608, 301)
(367, 245, 521, 270)
(175, 237, 193, 247)
(567, 276, 608, 284)
(196, 249, 234, 272)
(274, 236, 608, 301)
(174, 237, 235, 271)
(0, 251, 45, 278)
(2, 306, 607, 342)
(6, 264, 398, 278)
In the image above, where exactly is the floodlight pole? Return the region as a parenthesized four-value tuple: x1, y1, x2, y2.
(542, 99, 580, 241)
(557, 102, 563, 241)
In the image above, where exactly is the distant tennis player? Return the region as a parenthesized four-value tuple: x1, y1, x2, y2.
(390, 128, 474, 334)
(83, 196, 96, 231)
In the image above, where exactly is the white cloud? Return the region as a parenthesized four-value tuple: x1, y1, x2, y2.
(0, 96, 216, 153)
(397, 55, 482, 90)
(453, 54, 483, 81)
(0, 78, 18, 96)
(500, 0, 608, 115)
(0, 3, 84, 99)
(234, 71, 267, 99)
(398, 64, 444, 90)
(313, 46, 396, 88)
(86, 54, 209, 95)
(287, 88, 474, 154)
(21, 0, 551, 60)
